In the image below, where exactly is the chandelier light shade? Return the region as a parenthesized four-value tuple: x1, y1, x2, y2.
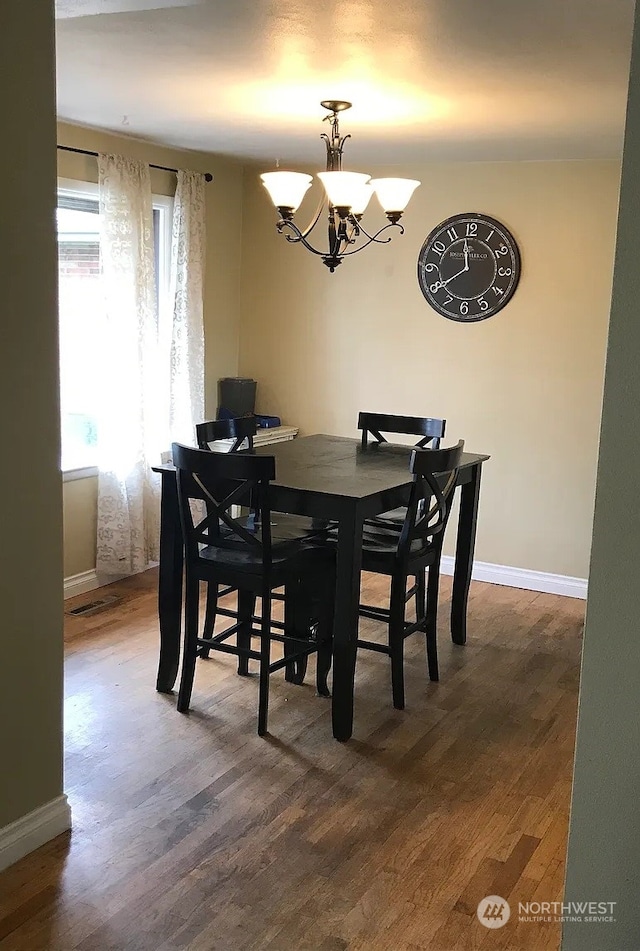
(260, 171, 313, 216)
(370, 177, 421, 221)
(260, 101, 421, 272)
(316, 171, 371, 215)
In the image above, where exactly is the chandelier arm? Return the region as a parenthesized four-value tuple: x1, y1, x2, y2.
(328, 208, 338, 258)
(276, 218, 329, 257)
(351, 220, 405, 243)
(275, 217, 403, 260)
(276, 220, 403, 259)
(293, 194, 326, 240)
(339, 222, 405, 256)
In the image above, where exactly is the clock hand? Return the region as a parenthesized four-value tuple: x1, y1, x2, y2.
(428, 240, 470, 290)
(440, 257, 470, 287)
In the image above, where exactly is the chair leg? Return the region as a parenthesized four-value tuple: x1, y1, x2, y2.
(177, 574, 200, 713)
(415, 570, 426, 625)
(316, 631, 332, 697)
(426, 562, 440, 682)
(316, 565, 335, 698)
(237, 589, 254, 676)
(200, 582, 219, 657)
(258, 589, 272, 736)
(284, 579, 307, 685)
(389, 575, 407, 710)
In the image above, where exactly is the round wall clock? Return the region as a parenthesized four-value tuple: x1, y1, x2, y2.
(417, 213, 521, 322)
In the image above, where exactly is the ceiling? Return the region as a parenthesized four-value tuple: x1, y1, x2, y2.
(55, 0, 636, 166)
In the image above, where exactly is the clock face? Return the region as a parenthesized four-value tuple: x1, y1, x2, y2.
(417, 213, 521, 322)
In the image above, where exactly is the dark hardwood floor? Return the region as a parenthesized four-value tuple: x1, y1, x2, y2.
(0, 569, 584, 950)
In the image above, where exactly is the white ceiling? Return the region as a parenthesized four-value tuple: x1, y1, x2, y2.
(55, 0, 636, 166)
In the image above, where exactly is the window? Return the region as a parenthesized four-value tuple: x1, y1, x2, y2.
(56, 180, 172, 474)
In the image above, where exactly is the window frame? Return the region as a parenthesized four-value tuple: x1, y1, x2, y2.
(57, 178, 173, 481)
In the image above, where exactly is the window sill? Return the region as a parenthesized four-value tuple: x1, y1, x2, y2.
(63, 466, 98, 482)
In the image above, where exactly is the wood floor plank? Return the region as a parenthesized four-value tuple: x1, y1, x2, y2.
(0, 569, 582, 950)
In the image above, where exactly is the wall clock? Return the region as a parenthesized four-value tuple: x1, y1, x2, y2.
(417, 213, 521, 322)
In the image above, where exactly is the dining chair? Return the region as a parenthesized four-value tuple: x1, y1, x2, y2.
(172, 443, 335, 734)
(358, 412, 448, 622)
(195, 416, 304, 678)
(358, 412, 446, 527)
(196, 416, 259, 654)
(356, 441, 464, 710)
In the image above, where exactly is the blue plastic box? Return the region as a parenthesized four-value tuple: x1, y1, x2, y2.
(255, 415, 281, 429)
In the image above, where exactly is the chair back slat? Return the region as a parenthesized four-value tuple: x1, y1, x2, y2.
(172, 442, 274, 564)
(196, 416, 257, 452)
(397, 441, 465, 560)
(358, 412, 446, 449)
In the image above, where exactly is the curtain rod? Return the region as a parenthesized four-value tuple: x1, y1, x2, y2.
(57, 144, 213, 182)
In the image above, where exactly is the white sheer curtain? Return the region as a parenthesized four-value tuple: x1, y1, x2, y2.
(95, 154, 161, 575)
(167, 170, 206, 445)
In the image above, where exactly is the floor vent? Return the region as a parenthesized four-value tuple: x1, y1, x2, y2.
(66, 594, 120, 617)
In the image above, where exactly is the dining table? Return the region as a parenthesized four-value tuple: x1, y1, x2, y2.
(154, 434, 489, 741)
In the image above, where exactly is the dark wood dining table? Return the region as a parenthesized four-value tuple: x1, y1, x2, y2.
(155, 434, 489, 741)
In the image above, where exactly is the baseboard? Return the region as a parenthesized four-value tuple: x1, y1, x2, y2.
(440, 556, 588, 600)
(64, 569, 100, 600)
(64, 561, 587, 602)
(0, 795, 71, 873)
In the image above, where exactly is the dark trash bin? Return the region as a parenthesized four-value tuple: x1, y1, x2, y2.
(217, 377, 257, 418)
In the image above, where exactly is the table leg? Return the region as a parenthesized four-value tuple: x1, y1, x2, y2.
(156, 473, 183, 692)
(451, 462, 482, 646)
(332, 508, 363, 741)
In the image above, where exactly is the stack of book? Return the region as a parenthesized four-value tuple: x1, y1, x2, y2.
(208, 425, 299, 453)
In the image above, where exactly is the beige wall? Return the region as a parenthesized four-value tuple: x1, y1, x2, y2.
(63, 477, 98, 578)
(57, 123, 244, 578)
(238, 160, 620, 578)
(0, 1, 64, 830)
(563, 3, 640, 945)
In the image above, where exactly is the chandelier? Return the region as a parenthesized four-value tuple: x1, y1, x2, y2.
(260, 101, 420, 273)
